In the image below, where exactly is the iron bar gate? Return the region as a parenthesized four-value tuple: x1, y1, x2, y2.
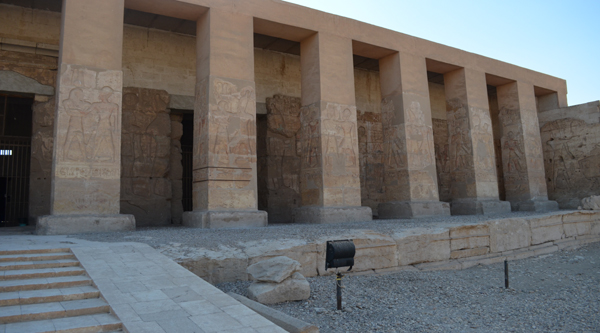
(0, 137, 31, 227)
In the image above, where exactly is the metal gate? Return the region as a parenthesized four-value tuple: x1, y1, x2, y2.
(0, 137, 31, 227)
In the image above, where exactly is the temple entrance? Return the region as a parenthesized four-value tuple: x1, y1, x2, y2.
(0, 94, 33, 227)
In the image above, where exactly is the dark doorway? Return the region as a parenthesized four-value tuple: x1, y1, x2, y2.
(0, 94, 33, 227)
(180, 113, 193, 212)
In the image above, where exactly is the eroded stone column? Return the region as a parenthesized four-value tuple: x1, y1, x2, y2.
(37, 0, 135, 234)
(182, 9, 267, 228)
(294, 32, 372, 224)
(497, 81, 558, 211)
(444, 68, 511, 215)
(377, 52, 450, 218)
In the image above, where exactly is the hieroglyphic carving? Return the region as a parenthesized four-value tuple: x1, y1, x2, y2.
(381, 98, 407, 170)
(541, 116, 600, 208)
(433, 119, 451, 202)
(358, 110, 385, 214)
(300, 104, 320, 169)
(266, 95, 301, 138)
(120, 87, 172, 226)
(405, 102, 434, 169)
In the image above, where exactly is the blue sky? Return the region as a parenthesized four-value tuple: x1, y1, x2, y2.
(284, 0, 599, 106)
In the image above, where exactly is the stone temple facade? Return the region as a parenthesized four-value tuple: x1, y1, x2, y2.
(0, 0, 597, 234)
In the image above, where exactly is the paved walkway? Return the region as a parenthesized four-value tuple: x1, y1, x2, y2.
(0, 234, 286, 333)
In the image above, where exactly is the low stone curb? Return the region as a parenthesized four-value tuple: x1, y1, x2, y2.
(227, 292, 319, 333)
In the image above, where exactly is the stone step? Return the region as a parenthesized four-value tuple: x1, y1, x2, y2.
(0, 248, 70, 256)
(0, 298, 110, 324)
(0, 313, 122, 333)
(0, 266, 86, 281)
(0, 259, 80, 271)
(0, 275, 92, 292)
(0, 286, 100, 307)
(0, 252, 75, 263)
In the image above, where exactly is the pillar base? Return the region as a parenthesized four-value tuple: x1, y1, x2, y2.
(36, 214, 136, 235)
(450, 199, 512, 215)
(512, 199, 559, 212)
(182, 210, 268, 229)
(378, 201, 451, 219)
(293, 206, 372, 224)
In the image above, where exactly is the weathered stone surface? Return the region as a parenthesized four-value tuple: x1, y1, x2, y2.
(244, 240, 318, 278)
(172, 247, 249, 284)
(294, 206, 372, 224)
(450, 247, 489, 259)
(540, 103, 600, 208)
(582, 195, 600, 210)
(357, 110, 385, 216)
(247, 256, 301, 283)
(529, 214, 564, 245)
(248, 272, 310, 304)
(120, 87, 172, 226)
(488, 218, 531, 252)
(182, 210, 268, 229)
(36, 214, 135, 235)
(394, 228, 450, 266)
(29, 97, 55, 224)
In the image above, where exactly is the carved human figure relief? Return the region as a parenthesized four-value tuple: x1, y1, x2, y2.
(504, 131, 523, 173)
(450, 127, 470, 170)
(336, 108, 357, 167)
(87, 87, 118, 162)
(62, 88, 91, 162)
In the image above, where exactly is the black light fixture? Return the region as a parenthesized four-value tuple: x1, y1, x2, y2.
(325, 240, 355, 310)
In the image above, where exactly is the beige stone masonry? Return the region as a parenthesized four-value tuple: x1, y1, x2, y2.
(163, 211, 600, 284)
(183, 8, 267, 228)
(295, 31, 371, 223)
(377, 52, 450, 218)
(39, 0, 135, 235)
(496, 81, 558, 211)
(444, 68, 511, 215)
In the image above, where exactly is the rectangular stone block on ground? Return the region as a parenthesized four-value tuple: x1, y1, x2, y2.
(36, 215, 135, 235)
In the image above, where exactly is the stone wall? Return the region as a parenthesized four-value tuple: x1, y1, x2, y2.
(540, 101, 600, 208)
(120, 87, 173, 226)
(29, 96, 55, 223)
(164, 210, 600, 284)
(258, 95, 302, 223)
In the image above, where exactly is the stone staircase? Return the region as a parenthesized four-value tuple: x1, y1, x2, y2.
(0, 248, 122, 332)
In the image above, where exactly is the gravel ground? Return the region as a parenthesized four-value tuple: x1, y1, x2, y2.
(217, 242, 600, 333)
(70, 211, 550, 250)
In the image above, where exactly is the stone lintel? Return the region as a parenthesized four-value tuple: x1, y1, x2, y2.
(293, 206, 372, 224)
(36, 214, 135, 235)
(378, 201, 451, 219)
(512, 199, 559, 212)
(182, 210, 268, 229)
(451, 199, 511, 215)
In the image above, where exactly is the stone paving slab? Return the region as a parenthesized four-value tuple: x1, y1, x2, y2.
(0, 234, 287, 333)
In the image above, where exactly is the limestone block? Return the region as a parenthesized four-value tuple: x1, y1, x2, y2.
(488, 218, 531, 252)
(248, 272, 310, 305)
(394, 228, 450, 266)
(450, 247, 489, 259)
(449, 224, 490, 251)
(528, 214, 564, 245)
(244, 240, 318, 278)
(450, 236, 489, 251)
(563, 222, 592, 238)
(36, 214, 135, 235)
(247, 256, 301, 283)
(169, 247, 249, 284)
(582, 195, 600, 210)
(562, 211, 600, 223)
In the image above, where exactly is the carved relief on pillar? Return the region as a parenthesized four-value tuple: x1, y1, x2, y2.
(381, 98, 407, 171)
(120, 87, 172, 226)
(299, 104, 322, 170)
(55, 65, 123, 180)
(259, 95, 302, 223)
(405, 101, 435, 170)
(541, 117, 600, 208)
(193, 77, 258, 211)
(433, 118, 451, 202)
(357, 111, 384, 215)
(470, 107, 497, 181)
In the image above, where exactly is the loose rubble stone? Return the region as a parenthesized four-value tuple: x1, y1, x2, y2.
(248, 272, 311, 304)
(581, 195, 600, 210)
(248, 256, 302, 283)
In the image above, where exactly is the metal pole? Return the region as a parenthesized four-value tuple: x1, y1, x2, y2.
(336, 273, 343, 310)
(504, 259, 509, 289)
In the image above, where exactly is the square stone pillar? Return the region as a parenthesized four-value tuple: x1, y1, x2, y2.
(377, 52, 450, 219)
(497, 81, 558, 211)
(182, 9, 267, 228)
(444, 68, 511, 215)
(37, 0, 135, 235)
(294, 32, 372, 224)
